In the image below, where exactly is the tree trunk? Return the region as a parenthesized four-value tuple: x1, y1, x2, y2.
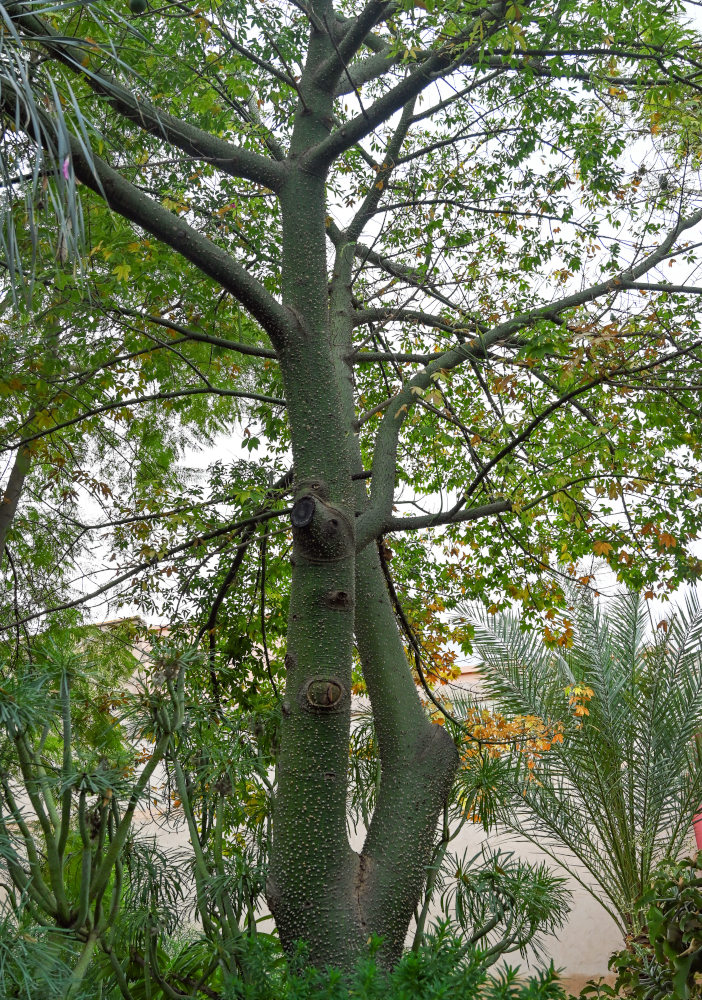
(266, 14, 459, 965)
(0, 442, 31, 568)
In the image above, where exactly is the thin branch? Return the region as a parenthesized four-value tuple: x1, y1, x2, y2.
(338, 227, 473, 316)
(334, 45, 399, 95)
(1, 506, 292, 633)
(305, 2, 507, 172)
(0, 386, 285, 455)
(109, 307, 278, 360)
(346, 98, 415, 243)
(377, 538, 463, 726)
(352, 306, 471, 337)
(0, 442, 31, 566)
(176, 3, 297, 90)
(356, 207, 702, 548)
(384, 500, 512, 533)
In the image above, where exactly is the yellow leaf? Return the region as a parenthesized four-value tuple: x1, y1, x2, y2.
(113, 263, 131, 282)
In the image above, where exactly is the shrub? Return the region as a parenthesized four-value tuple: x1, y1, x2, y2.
(583, 853, 702, 1000)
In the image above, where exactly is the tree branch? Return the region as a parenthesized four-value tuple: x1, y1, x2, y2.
(109, 308, 278, 360)
(625, 282, 702, 295)
(0, 442, 31, 568)
(315, 0, 396, 90)
(0, 387, 284, 455)
(2, 88, 294, 347)
(354, 542, 459, 966)
(305, 2, 507, 172)
(355, 207, 702, 547)
(333, 225, 473, 316)
(353, 306, 471, 338)
(0, 506, 291, 633)
(346, 98, 415, 243)
(334, 46, 399, 94)
(384, 500, 512, 533)
(8, 3, 285, 190)
(352, 349, 435, 363)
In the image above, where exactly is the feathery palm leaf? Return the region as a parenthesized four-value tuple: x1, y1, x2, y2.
(455, 588, 702, 933)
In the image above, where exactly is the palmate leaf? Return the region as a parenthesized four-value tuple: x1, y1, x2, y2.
(456, 587, 702, 930)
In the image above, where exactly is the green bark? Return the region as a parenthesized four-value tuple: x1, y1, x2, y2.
(9, 0, 464, 972)
(0, 442, 30, 568)
(264, 15, 459, 967)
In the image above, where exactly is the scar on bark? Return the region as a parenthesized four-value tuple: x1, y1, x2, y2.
(323, 589, 353, 610)
(299, 676, 347, 712)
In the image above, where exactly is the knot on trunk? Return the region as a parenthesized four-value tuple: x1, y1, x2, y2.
(323, 588, 353, 610)
(291, 488, 353, 563)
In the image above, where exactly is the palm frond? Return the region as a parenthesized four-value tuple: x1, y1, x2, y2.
(453, 587, 702, 930)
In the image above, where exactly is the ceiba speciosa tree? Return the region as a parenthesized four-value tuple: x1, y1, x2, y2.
(3, 0, 702, 971)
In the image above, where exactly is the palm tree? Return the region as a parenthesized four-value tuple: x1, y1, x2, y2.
(456, 589, 702, 936)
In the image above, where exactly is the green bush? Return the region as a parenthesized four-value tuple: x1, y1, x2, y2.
(582, 853, 702, 1000)
(0, 914, 569, 1000)
(280, 930, 568, 1000)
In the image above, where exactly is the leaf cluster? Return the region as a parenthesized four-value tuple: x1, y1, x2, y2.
(459, 587, 702, 931)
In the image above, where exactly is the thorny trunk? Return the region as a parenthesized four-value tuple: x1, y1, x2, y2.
(9, 0, 461, 971)
(266, 9, 459, 969)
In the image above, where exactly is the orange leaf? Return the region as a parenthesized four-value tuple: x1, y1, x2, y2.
(593, 539, 613, 557)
